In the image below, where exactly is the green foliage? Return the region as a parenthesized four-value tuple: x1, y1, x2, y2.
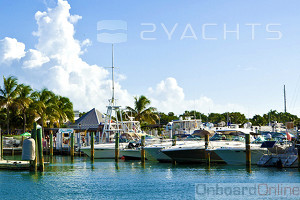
(180, 110, 208, 122)
(250, 114, 267, 126)
(0, 76, 75, 134)
(126, 95, 159, 125)
(158, 112, 179, 125)
(262, 110, 298, 124)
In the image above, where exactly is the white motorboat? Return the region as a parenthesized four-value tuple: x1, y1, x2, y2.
(144, 140, 200, 162)
(81, 143, 127, 159)
(161, 129, 252, 163)
(210, 144, 268, 165)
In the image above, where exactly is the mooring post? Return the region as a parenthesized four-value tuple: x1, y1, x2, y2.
(245, 134, 251, 167)
(70, 131, 74, 157)
(50, 130, 53, 156)
(172, 135, 177, 146)
(0, 127, 2, 159)
(298, 146, 300, 168)
(115, 132, 120, 162)
(91, 132, 94, 160)
(21, 136, 24, 147)
(141, 135, 145, 162)
(30, 123, 38, 171)
(205, 134, 210, 164)
(37, 128, 44, 172)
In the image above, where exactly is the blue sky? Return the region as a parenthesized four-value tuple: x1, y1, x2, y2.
(0, 0, 300, 117)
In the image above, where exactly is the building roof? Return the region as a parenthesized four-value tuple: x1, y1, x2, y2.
(69, 108, 104, 130)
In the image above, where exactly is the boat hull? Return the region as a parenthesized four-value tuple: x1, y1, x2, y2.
(213, 148, 268, 165)
(162, 148, 224, 163)
(145, 146, 172, 162)
(81, 148, 123, 159)
(120, 149, 142, 160)
(80, 143, 127, 159)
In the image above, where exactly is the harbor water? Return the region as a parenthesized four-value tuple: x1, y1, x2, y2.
(0, 155, 299, 200)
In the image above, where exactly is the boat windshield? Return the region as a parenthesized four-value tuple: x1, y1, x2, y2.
(210, 134, 245, 141)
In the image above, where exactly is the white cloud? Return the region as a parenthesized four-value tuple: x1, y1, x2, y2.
(69, 14, 82, 24)
(0, 0, 132, 112)
(0, 37, 26, 64)
(23, 49, 50, 69)
(148, 77, 248, 115)
(0, 0, 251, 117)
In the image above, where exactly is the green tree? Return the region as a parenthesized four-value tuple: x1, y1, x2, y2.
(31, 88, 56, 135)
(14, 84, 33, 132)
(54, 95, 74, 127)
(158, 112, 179, 125)
(126, 95, 159, 124)
(0, 76, 20, 134)
(208, 113, 225, 124)
(250, 114, 267, 126)
(179, 110, 207, 122)
(224, 112, 247, 124)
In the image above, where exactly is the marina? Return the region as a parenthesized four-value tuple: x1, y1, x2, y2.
(1, 0, 300, 199)
(1, 155, 300, 200)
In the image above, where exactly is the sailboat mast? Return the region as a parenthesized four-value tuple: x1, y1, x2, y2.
(284, 85, 287, 113)
(112, 44, 115, 104)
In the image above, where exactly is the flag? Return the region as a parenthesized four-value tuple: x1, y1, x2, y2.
(286, 131, 292, 141)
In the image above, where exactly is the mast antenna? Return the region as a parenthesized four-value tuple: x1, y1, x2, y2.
(111, 44, 115, 105)
(284, 85, 287, 113)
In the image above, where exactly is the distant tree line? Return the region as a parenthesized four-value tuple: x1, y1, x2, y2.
(0, 76, 74, 135)
(157, 110, 299, 127)
(1, 74, 298, 135)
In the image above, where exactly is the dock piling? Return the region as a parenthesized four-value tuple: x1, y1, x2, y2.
(30, 123, 38, 171)
(205, 134, 210, 164)
(115, 132, 119, 162)
(245, 134, 251, 167)
(50, 130, 53, 156)
(141, 135, 145, 162)
(0, 127, 2, 159)
(172, 135, 177, 146)
(91, 132, 94, 160)
(70, 132, 74, 157)
(37, 128, 44, 171)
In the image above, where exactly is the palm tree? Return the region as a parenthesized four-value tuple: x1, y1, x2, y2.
(126, 95, 159, 124)
(0, 76, 20, 134)
(52, 95, 74, 127)
(14, 84, 33, 132)
(31, 88, 56, 135)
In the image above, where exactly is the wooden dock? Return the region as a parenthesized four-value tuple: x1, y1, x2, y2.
(0, 160, 30, 170)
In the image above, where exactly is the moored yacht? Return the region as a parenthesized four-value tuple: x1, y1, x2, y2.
(161, 129, 251, 163)
(210, 143, 268, 165)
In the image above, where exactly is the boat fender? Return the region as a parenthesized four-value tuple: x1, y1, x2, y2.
(22, 138, 36, 161)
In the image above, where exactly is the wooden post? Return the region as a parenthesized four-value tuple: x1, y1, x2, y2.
(70, 132, 74, 157)
(141, 135, 145, 162)
(298, 146, 300, 168)
(0, 127, 2, 159)
(91, 132, 94, 160)
(205, 134, 210, 164)
(37, 128, 44, 172)
(50, 130, 53, 156)
(245, 134, 251, 167)
(21, 136, 24, 147)
(172, 135, 177, 146)
(30, 123, 38, 171)
(115, 132, 120, 162)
